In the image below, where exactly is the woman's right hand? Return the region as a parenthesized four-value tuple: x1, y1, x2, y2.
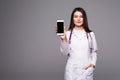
(56, 27, 67, 43)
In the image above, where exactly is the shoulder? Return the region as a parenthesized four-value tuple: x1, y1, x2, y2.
(66, 30, 71, 35)
(89, 31, 96, 37)
(90, 31, 95, 35)
(65, 30, 71, 39)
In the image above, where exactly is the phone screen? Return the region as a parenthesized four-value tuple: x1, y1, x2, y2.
(57, 22, 64, 33)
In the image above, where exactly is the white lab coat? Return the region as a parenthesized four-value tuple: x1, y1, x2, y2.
(60, 29, 98, 80)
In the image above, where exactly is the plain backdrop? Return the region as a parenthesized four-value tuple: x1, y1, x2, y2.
(0, 0, 120, 80)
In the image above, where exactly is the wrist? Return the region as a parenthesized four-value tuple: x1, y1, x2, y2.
(61, 38, 67, 43)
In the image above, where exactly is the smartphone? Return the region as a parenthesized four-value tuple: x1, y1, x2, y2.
(57, 20, 64, 35)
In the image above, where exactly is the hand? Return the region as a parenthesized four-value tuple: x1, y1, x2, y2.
(85, 64, 95, 70)
(56, 26, 67, 43)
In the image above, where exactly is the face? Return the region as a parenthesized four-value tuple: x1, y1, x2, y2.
(73, 11, 83, 27)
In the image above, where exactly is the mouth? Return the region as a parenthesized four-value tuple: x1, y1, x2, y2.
(77, 22, 82, 24)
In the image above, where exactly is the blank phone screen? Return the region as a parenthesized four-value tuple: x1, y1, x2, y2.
(57, 22, 64, 33)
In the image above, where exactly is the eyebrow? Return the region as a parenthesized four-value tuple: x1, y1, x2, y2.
(74, 14, 83, 17)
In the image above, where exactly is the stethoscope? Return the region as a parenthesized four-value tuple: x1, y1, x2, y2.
(68, 30, 93, 53)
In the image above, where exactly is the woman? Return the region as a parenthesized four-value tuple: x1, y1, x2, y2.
(58, 7, 98, 80)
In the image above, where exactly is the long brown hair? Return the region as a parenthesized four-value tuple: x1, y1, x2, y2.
(69, 7, 92, 33)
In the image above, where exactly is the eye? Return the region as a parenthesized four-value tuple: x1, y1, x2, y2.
(74, 15, 78, 18)
(80, 15, 83, 18)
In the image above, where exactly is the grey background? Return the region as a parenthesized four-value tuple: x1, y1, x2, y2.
(0, 0, 120, 80)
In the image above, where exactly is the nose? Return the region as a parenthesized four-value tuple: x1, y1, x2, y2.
(78, 17, 81, 21)
(79, 17, 83, 21)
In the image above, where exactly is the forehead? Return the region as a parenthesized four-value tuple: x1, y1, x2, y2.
(74, 11, 82, 16)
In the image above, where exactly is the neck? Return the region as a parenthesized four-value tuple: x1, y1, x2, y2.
(74, 26, 84, 30)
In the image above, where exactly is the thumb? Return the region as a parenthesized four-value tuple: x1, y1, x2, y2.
(64, 26, 67, 33)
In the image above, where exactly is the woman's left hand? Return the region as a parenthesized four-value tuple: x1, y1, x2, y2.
(85, 64, 95, 70)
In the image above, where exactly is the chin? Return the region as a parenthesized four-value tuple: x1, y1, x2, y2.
(76, 24, 83, 27)
(75, 23, 83, 26)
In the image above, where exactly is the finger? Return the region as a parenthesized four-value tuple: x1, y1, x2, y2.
(85, 66, 89, 70)
(55, 26, 58, 33)
(64, 26, 66, 33)
(85, 65, 90, 70)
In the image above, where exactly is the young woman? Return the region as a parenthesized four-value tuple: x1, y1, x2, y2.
(58, 7, 98, 80)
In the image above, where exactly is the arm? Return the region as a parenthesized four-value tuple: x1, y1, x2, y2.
(60, 31, 70, 56)
(90, 32, 98, 66)
(85, 32, 98, 69)
(60, 39, 69, 56)
(56, 27, 69, 56)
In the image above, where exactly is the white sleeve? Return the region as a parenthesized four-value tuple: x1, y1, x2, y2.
(60, 41, 69, 56)
(60, 31, 70, 56)
(90, 32, 98, 66)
